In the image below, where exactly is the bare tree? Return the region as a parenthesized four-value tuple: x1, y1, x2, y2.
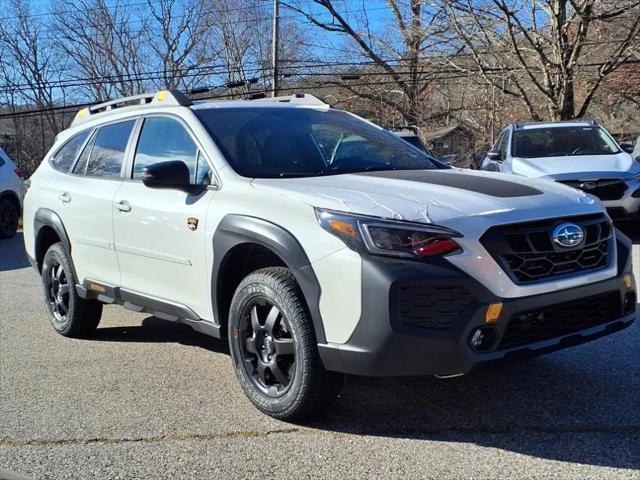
(283, 0, 450, 127)
(145, 0, 217, 90)
(207, 0, 264, 96)
(52, 0, 149, 101)
(442, 0, 640, 120)
(0, 0, 63, 134)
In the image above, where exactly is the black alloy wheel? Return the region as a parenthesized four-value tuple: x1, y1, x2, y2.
(45, 259, 71, 324)
(239, 298, 296, 397)
(41, 242, 102, 337)
(228, 267, 343, 421)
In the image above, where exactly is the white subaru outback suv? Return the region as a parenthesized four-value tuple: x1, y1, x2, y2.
(481, 121, 640, 221)
(23, 91, 637, 420)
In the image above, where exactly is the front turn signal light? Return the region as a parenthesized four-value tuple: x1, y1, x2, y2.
(623, 274, 634, 291)
(485, 302, 503, 324)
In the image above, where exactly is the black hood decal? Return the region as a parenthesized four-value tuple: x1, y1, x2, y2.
(356, 170, 542, 198)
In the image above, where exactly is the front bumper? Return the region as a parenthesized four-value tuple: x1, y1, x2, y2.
(318, 232, 637, 377)
(599, 179, 640, 220)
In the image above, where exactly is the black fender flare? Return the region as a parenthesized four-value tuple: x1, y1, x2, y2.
(33, 208, 75, 276)
(212, 215, 327, 344)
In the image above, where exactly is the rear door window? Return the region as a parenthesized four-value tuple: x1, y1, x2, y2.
(50, 131, 91, 172)
(86, 121, 135, 178)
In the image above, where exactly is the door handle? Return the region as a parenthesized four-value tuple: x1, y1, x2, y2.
(58, 192, 71, 203)
(115, 200, 131, 212)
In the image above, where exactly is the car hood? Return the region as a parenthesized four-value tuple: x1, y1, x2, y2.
(250, 169, 600, 225)
(511, 152, 639, 179)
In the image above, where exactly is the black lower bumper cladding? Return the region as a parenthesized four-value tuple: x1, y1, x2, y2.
(318, 232, 637, 377)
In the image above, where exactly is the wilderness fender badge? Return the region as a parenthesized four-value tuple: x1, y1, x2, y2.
(187, 217, 199, 231)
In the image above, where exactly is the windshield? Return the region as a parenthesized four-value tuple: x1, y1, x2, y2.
(512, 126, 620, 158)
(195, 107, 438, 178)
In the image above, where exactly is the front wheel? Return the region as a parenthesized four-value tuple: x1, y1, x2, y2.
(228, 267, 343, 421)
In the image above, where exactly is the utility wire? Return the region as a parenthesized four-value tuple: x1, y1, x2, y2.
(3, 58, 639, 120)
(2, 55, 637, 95)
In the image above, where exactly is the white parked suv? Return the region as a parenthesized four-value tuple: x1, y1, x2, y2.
(23, 91, 637, 420)
(481, 120, 640, 221)
(0, 147, 24, 238)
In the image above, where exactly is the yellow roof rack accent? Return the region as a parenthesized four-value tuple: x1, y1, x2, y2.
(71, 90, 192, 127)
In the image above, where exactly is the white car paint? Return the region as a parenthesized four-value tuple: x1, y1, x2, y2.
(482, 121, 640, 218)
(509, 152, 638, 179)
(23, 99, 622, 345)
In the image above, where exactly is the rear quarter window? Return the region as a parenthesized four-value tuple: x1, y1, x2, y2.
(50, 131, 91, 172)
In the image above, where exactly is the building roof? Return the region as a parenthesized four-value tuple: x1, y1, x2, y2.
(422, 124, 471, 142)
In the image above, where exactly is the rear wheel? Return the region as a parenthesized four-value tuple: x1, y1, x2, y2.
(0, 197, 19, 239)
(42, 243, 102, 337)
(228, 267, 343, 421)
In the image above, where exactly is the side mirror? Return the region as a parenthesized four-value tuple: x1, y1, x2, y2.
(486, 151, 502, 162)
(142, 161, 203, 194)
(620, 143, 635, 154)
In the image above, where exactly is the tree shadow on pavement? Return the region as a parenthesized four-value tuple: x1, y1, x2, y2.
(309, 330, 640, 470)
(92, 313, 640, 471)
(0, 233, 30, 271)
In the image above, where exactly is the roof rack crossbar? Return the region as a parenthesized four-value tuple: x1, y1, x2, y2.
(251, 93, 328, 106)
(71, 90, 192, 127)
(88, 93, 156, 114)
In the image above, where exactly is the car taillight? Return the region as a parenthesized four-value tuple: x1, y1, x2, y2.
(15, 167, 24, 179)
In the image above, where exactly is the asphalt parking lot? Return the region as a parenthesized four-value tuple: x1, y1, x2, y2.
(1, 226, 639, 480)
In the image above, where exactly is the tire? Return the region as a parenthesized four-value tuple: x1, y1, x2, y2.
(228, 267, 343, 421)
(41, 242, 102, 338)
(0, 197, 19, 239)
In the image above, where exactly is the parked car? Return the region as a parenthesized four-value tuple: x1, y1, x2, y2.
(23, 91, 637, 420)
(481, 120, 640, 221)
(0, 147, 24, 238)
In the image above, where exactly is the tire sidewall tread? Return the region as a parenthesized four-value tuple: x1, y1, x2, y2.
(41, 242, 102, 338)
(228, 267, 342, 421)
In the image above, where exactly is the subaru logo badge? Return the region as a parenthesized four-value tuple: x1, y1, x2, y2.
(579, 181, 597, 190)
(552, 223, 585, 248)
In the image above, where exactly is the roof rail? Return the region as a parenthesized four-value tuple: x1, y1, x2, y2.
(511, 118, 598, 129)
(71, 90, 192, 127)
(251, 93, 328, 106)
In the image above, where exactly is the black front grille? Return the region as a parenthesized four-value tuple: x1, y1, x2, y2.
(559, 179, 628, 201)
(394, 284, 475, 331)
(480, 214, 613, 285)
(498, 291, 622, 349)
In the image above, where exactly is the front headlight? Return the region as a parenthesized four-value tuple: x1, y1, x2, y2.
(315, 208, 463, 259)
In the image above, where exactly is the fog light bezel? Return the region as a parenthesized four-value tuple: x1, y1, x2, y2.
(623, 291, 637, 315)
(468, 326, 497, 352)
